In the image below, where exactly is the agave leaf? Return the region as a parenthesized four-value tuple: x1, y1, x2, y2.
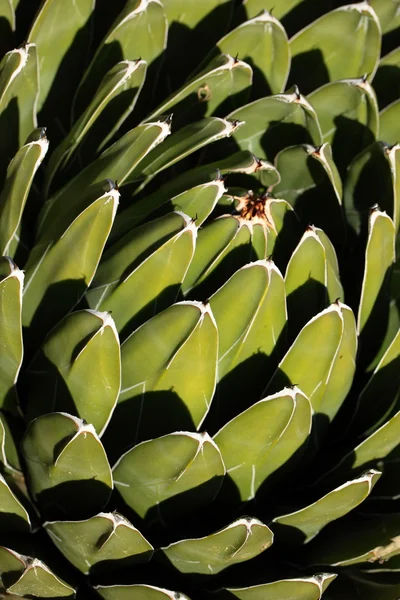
(0, 258, 22, 413)
(242, 0, 302, 20)
(308, 78, 379, 176)
(0, 547, 75, 598)
(162, 517, 273, 575)
(73, 0, 167, 119)
(357, 210, 395, 365)
(22, 413, 113, 518)
(40, 119, 170, 229)
(0, 473, 30, 531)
(113, 178, 226, 238)
(45, 513, 153, 575)
(0, 412, 20, 472)
(24, 310, 120, 436)
(0, 44, 38, 180)
(0, 0, 14, 56)
(272, 470, 381, 544)
(106, 302, 218, 455)
(373, 47, 400, 109)
(226, 90, 322, 161)
(86, 212, 196, 337)
(95, 584, 190, 600)
(214, 387, 311, 501)
(202, 10, 290, 96)
(370, 0, 400, 33)
(266, 303, 344, 414)
(314, 228, 343, 302)
(129, 117, 244, 191)
(273, 144, 344, 247)
(223, 574, 337, 599)
(22, 190, 118, 345)
(146, 54, 252, 125)
(0, 128, 48, 257)
(380, 100, 400, 146)
(303, 513, 400, 568)
(28, 0, 93, 116)
(113, 432, 225, 519)
(45, 59, 147, 191)
(288, 3, 381, 94)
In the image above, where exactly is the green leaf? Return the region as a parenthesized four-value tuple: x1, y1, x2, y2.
(22, 189, 119, 344)
(28, 0, 94, 114)
(214, 387, 311, 501)
(113, 432, 225, 519)
(272, 470, 381, 544)
(226, 90, 322, 161)
(106, 302, 218, 454)
(0, 473, 30, 531)
(380, 100, 400, 146)
(162, 517, 273, 575)
(373, 47, 400, 109)
(22, 413, 113, 518)
(86, 212, 196, 337)
(0, 547, 75, 598)
(73, 0, 167, 119)
(0, 0, 14, 57)
(266, 303, 345, 414)
(243, 0, 302, 20)
(288, 3, 381, 94)
(202, 10, 290, 96)
(146, 54, 252, 125)
(0, 411, 20, 472)
(223, 573, 337, 599)
(45, 512, 153, 575)
(370, 0, 400, 34)
(0, 257, 23, 412)
(0, 128, 48, 257)
(45, 59, 147, 191)
(95, 584, 190, 600)
(24, 310, 120, 436)
(0, 44, 39, 179)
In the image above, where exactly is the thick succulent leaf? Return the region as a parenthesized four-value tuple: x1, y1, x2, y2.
(162, 517, 273, 575)
(113, 432, 225, 519)
(242, 0, 303, 20)
(0, 472, 30, 531)
(203, 10, 290, 96)
(22, 413, 113, 518)
(222, 573, 337, 599)
(214, 387, 311, 500)
(86, 212, 196, 337)
(370, 0, 400, 33)
(0, 128, 48, 257)
(22, 190, 119, 344)
(41, 119, 170, 225)
(373, 47, 400, 109)
(0, 547, 75, 598)
(0, 0, 14, 57)
(0, 412, 20, 472)
(308, 78, 379, 176)
(27, 0, 93, 114)
(315, 228, 343, 302)
(73, 0, 167, 118)
(114, 178, 226, 237)
(24, 310, 121, 436)
(288, 3, 381, 94)
(95, 584, 190, 600)
(0, 44, 38, 179)
(226, 90, 322, 161)
(146, 54, 252, 124)
(272, 470, 381, 544)
(266, 304, 344, 414)
(210, 260, 287, 382)
(380, 100, 400, 146)
(303, 513, 400, 567)
(129, 117, 244, 190)
(357, 210, 395, 364)
(107, 302, 218, 454)
(272, 144, 344, 247)
(45, 512, 153, 575)
(46, 59, 147, 190)
(0, 257, 23, 412)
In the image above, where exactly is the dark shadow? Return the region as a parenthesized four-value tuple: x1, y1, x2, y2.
(0, 16, 14, 59)
(101, 390, 196, 465)
(0, 512, 31, 535)
(89, 549, 154, 585)
(35, 479, 112, 522)
(373, 65, 400, 110)
(287, 48, 330, 96)
(382, 25, 400, 57)
(281, 0, 347, 38)
(90, 0, 129, 53)
(0, 97, 19, 188)
(260, 121, 315, 162)
(270, 208, 303, 275)
(14, 0, 42, 45)
(286, 278, 329, 345)
(332, 115, 376, 181)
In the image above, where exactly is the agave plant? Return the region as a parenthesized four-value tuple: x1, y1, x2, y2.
(1, 0, 400, 598)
